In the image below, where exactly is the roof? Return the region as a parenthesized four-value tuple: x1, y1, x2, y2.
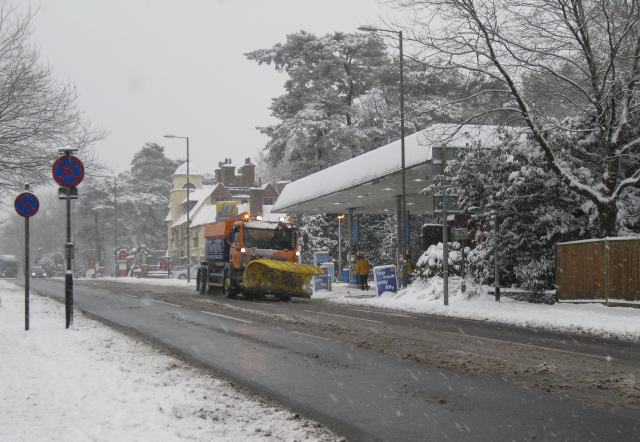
(174, 162, 204, 176)
(179, 187, 212, 205)
(272, 123, 525, 215)
(171, 185, 216, 228)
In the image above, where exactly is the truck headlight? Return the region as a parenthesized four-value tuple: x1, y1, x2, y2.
(240, 247, 246, 253)
(295, 250, 300, 256)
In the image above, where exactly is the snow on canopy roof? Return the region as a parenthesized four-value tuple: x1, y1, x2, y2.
(273, 123, 520, 212)
(174, 162, 204, 176)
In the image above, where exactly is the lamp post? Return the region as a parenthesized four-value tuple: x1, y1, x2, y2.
(93, 174, 118, 277)
(113, 176, 117, 277)
(337, 214, 344, 280)
(164, 134, 191, 283)
(358, 25, 406, 286)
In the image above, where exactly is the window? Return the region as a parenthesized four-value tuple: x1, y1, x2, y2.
(264, 197, 277, 205)
(244, 226, 296, 250)
(183, 182, 196, 189)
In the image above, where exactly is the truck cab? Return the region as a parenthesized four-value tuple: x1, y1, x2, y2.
(228, 219, 299, 272)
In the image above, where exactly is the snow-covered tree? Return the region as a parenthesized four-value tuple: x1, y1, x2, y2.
(0, 4, 101, 199)
(445, 132, 601, 294)
(71, 143, 179, 270)
(248, 30, 504, 181)
(393, 0, 640, 235)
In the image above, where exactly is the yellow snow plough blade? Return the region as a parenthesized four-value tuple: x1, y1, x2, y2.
(242, 259, 324, 299)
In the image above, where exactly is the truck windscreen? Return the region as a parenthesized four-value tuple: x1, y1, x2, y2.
(244, 227, 295, 250)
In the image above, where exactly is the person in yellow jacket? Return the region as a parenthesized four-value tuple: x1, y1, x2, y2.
(354, 255, 370, 291)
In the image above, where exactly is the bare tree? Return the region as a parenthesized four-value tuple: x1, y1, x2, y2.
(393, 0, 640, 234)
(0, 3, 101, 196)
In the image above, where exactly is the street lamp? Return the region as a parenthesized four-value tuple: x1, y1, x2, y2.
(358, 25, 407, 286)
(92, 174, 118, 277)
(337, 214, 345, 281)
(164, 134, 191, 283)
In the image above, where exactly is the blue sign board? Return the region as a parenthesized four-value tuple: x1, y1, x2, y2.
(14, 192, 40, 218)
(373, 265, 398, 295)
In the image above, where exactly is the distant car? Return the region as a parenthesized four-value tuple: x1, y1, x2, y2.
(31, 266, 47, 278)
(171, 265, 199, 280)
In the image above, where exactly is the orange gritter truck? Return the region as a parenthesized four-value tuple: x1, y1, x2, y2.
(197, 213, 322, 300)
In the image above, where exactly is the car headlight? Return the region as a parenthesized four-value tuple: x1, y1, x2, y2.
(31, 272, 36, 276)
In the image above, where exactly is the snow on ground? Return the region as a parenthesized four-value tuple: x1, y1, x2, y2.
(0, 281, 338, 442)
(313, 277, 640, 342)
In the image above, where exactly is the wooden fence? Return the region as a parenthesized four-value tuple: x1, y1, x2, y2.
(556, 237, 640, 301)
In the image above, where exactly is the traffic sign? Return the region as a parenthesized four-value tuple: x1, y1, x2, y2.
(52, 154, 85, 188)
(14, 192, 39, 218)
(58, 186, 78, 200)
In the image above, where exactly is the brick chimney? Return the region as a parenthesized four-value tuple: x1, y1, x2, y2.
(241, 157, 256, 187)
(249, 188, 264, 218)
(221, 160, 235, 186)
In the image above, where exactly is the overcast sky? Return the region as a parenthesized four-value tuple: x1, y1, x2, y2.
(25, 0, 392, 174)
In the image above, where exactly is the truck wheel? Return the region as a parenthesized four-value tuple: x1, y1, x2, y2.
(195, 270, 201, 293)
(278, 295, 291, 302)
(223, 270, 236, 299)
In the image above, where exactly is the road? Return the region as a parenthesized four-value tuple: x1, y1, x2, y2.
(30, 279, 640, 441)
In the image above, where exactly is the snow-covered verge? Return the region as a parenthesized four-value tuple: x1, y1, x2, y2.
(313, 278, 640, 342)
(0, 281, 338, 442)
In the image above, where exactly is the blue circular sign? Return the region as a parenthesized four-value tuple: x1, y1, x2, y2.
(52, 155, 85, 188)
(14, 192, 40, 218)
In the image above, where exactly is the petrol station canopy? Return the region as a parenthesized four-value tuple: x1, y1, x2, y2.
(272, 124, 516, 215)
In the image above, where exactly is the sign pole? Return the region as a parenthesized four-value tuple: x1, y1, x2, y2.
(24, 187, 30, 331)
(65, 196, 73, 328)
(14, 185, 40, 330)
(52, 149, 84, 328)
